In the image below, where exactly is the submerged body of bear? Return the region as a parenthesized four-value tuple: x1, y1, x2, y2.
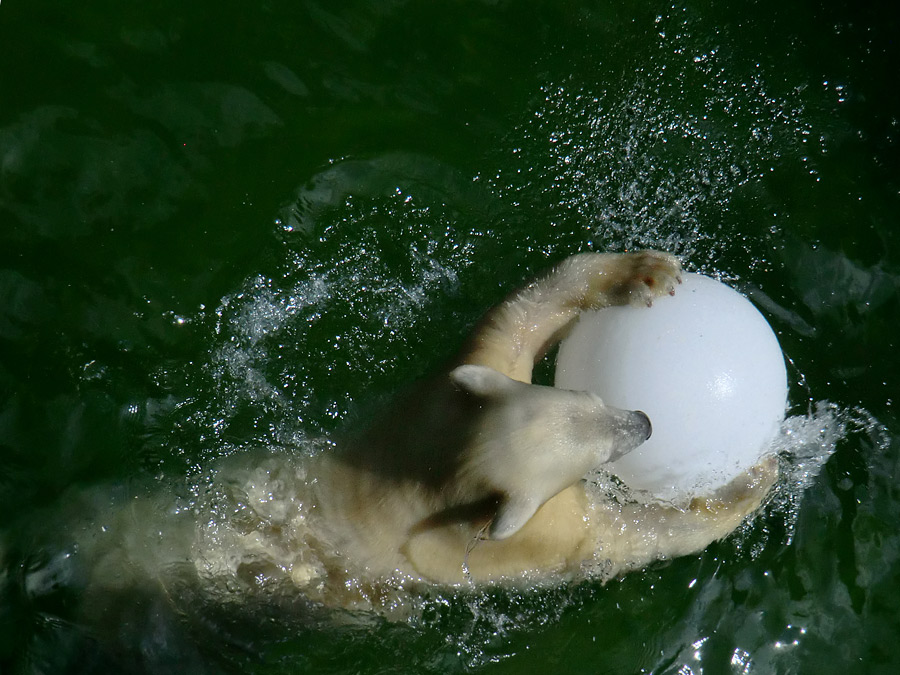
(45, 251, 776, 615)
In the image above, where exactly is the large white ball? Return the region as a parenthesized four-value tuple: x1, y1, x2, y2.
(555, 272, 787, 503)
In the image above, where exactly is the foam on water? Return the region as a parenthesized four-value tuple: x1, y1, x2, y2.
(481, 12, 816, 271)
(150, 183, 482, 477)
(768, 403, 889, 541)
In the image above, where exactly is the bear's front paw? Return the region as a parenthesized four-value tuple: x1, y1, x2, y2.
(590, 250, 682, 308)
(552, 250, 682, 310)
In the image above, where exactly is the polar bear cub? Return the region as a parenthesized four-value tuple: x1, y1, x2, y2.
(302, 250, 777, 603)
(23, 251, 777, 626)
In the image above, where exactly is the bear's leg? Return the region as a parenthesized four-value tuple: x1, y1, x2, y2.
(591, 456, 779, 574)
(459, 251, 682, 383)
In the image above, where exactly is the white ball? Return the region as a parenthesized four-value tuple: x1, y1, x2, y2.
(555, 272, 787, 503)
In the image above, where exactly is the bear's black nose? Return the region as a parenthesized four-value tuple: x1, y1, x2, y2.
(635, 410, 652, 440)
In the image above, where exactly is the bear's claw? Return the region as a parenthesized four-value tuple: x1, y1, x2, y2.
(622, 250, 683, 307)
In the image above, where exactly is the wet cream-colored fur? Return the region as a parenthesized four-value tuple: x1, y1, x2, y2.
(27, 251, 776, 623)
(304, 250, 777, 600)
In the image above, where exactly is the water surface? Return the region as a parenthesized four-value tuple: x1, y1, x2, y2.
(1, 1, 898, 673)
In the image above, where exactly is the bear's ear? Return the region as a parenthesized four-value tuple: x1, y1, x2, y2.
(489, 494, 540, 540)
(449, 364, 515, 399)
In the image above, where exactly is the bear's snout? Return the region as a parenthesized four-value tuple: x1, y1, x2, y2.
(635, 410, 652, 440)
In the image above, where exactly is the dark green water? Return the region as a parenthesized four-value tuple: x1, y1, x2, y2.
(1, 0, 898, 673)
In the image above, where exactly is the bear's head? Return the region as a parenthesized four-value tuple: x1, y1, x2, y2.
(450, 364, 651, 540)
